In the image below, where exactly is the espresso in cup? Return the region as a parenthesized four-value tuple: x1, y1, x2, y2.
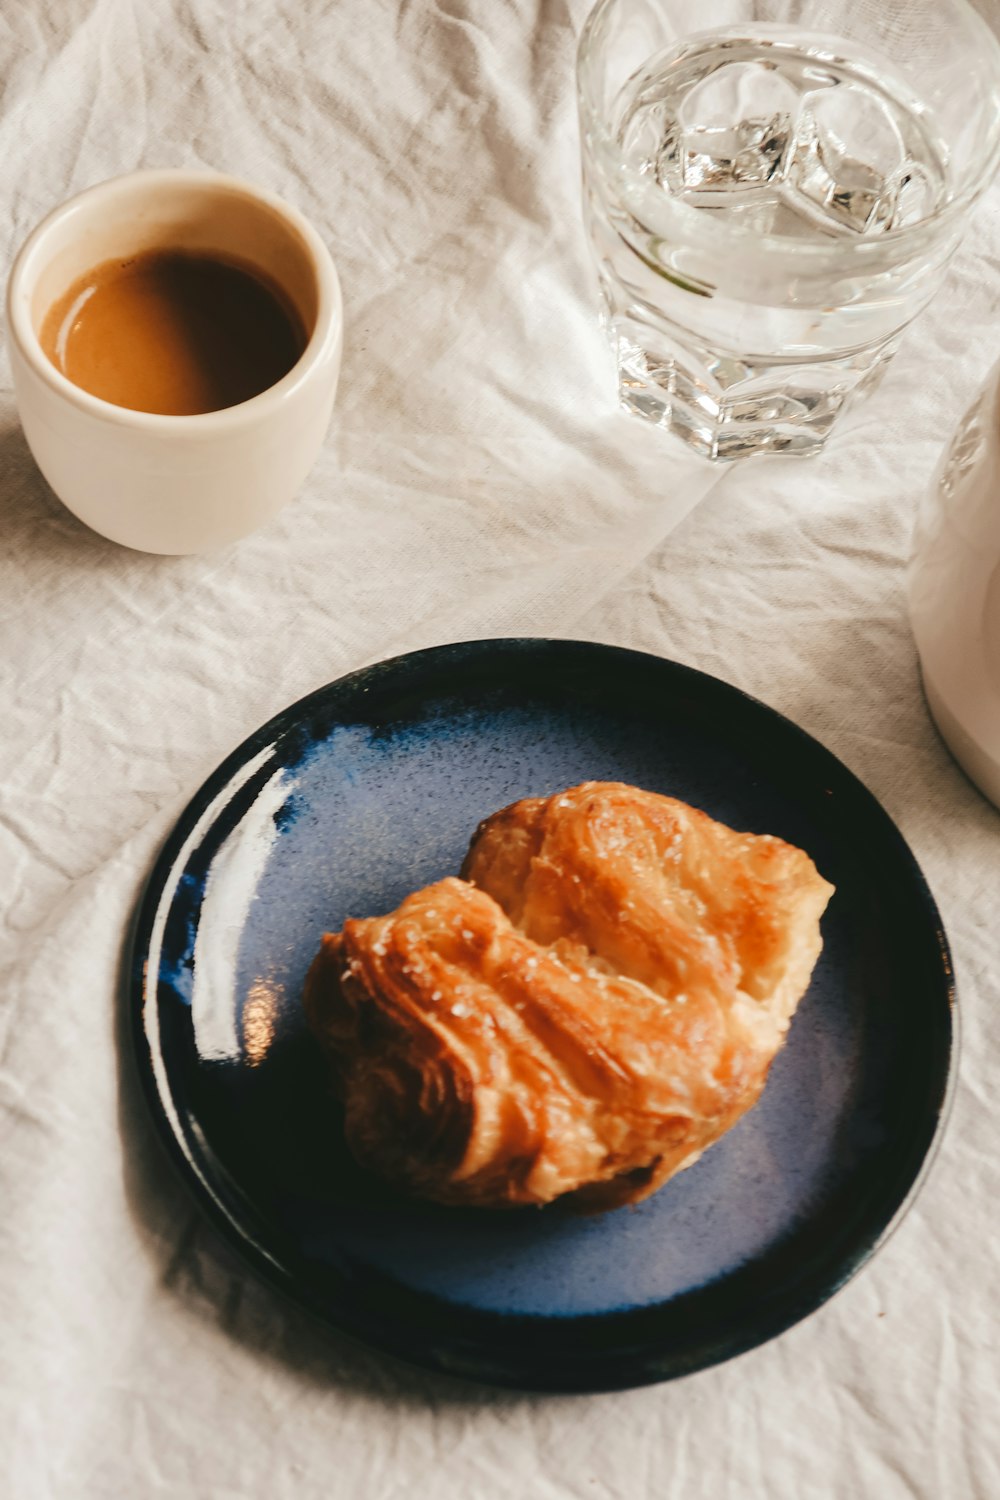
(39, 249, 306, 416)
(7, 170, 343, 553)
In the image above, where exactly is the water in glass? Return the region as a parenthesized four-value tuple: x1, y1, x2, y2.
(579, 12, 1000, 459)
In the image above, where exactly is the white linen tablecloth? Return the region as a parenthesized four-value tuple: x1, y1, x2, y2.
(1, 3, 998, 1496)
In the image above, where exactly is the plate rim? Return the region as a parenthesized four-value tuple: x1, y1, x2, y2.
(128, 636, 957, 1392)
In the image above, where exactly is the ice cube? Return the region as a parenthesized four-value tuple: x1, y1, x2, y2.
(619, 96, 680, 179)
(789, 83, 905, 234)
(892, 165, 934, 228)
(671, 62, 799, 202)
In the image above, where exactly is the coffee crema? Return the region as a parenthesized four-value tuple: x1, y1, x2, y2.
(39, 249, 306, 416)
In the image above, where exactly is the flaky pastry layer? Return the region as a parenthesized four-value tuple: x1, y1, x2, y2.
(303, 782, 834, 1209)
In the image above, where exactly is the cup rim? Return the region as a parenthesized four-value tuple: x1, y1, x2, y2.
(5, 168, 343, 431)
(576, 1, 1000, 264)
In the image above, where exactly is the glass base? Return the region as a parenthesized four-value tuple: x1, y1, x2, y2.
(606, 313, 897, 461)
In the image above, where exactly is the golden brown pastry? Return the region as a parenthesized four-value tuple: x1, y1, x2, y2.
(303, 782, 834, 1211)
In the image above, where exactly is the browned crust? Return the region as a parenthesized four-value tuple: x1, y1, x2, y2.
(303, 782, 834, 1210)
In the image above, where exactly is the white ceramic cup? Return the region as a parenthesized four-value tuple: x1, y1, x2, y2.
(909, 360, 1000, 811)
(6, 169, 343, 554)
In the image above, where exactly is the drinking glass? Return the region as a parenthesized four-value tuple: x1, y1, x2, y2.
(577, 0, 1000, 459)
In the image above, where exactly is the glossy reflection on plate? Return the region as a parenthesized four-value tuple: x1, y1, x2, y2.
(130, 639, 954, 1390)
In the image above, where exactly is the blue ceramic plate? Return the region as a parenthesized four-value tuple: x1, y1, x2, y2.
(131, 639, 954, 1391)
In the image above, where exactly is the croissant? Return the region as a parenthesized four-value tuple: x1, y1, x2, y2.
(303, 782, 834, 1211)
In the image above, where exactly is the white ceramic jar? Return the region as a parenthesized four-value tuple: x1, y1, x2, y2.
(909, 362, 1000, 809)
(6, 170, 343, 555)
